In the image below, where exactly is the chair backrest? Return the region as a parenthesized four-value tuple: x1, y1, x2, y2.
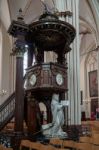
(75, 142, 92, 150)
(20, 140, 31, 150)
(40, 144, 56, 150)
(50, 138, 63, 148)
(92, 145, 99, 150)
(20, 140, 46, 150)
(55, 148, 66, 150)
(0, 145, 4, 150)
(63, 140, 76, 149)
(0, 145, 13, 150)
(30, 142, 41, 150)
(79, 136, 92, 143)
(3, 148, 13, 150)
(92, 133, 99, 145)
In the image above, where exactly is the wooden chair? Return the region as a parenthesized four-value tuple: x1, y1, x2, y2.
(79, 136, 92, 143)
(50, 138, 64, 148)
(92, 145, 99, 150)
(30, 141, 41, 150)
(63, 140, 76, 149)
(20, 140, 43, 150)
(92, 134, 99, 145)
(91, 130, 99, 134)
(55, 148, 70, 150)
(5, 123, 14, 131)
(75, 142, 92, 150)
(0, 145, 4, 150)
(20, 140, 31, 150)
(40, 144, 56, 150)
(90, 121, 99, 132)
(2, 148, 13, 150)
(0, 145, 13, 150)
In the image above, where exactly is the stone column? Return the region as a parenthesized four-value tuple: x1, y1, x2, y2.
(0, 30, 3, 102)
(54, 0, 81, 125)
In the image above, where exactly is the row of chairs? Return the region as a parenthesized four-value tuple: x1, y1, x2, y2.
(50, 137, 99, 150)
(82, 120, 99, 133)
(20, 139, 76, 150)
(80, 133, 99, 144)
(20, 140, 60, 150)
(20, 137, 99, 150)
(80, 121, 99, 150)
(0, 145, 13, 150)
(0, 135, 99, 150)
(50, 138, 92, 150)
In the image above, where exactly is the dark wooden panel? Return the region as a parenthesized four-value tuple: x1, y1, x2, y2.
(15, 57, 24, 132)
(25, 63, 68, 92)
(27, 99, 41, 133)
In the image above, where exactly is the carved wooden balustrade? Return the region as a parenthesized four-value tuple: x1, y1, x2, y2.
(0, 93, 15, 130)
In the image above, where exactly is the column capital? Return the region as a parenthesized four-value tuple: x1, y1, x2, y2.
(11, 45, 27, 57)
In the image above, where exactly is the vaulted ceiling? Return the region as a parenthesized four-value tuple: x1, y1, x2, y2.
(8, 0, 44, 23)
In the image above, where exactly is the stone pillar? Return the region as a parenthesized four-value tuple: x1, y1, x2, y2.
(54, 0, 81, 125)
(97, 46, 99, 108)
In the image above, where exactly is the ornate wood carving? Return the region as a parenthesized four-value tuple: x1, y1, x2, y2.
(24, 63, 68, 92)
(27, 98, 41, 134)
(8, 9, 76, 139)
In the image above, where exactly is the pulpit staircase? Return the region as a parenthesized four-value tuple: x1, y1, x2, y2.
(0, 93, 15, 130)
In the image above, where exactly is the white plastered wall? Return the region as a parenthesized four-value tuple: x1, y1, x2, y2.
(0, 0, 15, 104)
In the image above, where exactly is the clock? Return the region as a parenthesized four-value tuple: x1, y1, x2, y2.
(29, 74, 37, 86)
(56, 73, 63, 85)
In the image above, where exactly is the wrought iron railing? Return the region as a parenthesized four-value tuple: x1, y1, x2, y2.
(0, 92, 15, 130)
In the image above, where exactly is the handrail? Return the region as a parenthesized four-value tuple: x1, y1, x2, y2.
(0, 92, 15, 110)
(0, 92, 15, 130)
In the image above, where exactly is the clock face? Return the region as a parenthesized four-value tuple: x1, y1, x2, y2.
(29, 74, 36, 86)
(56, 73, 63, 85)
